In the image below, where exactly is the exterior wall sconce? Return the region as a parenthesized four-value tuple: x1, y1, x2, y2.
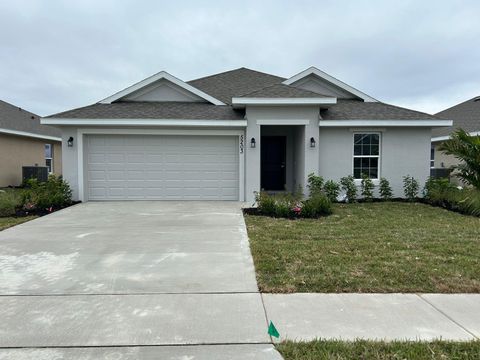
(310, 137, 316, 148)
(250, 137, 256, 148)
(67, 137, 74, 147)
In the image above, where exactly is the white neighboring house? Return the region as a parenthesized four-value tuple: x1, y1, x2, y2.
(41, 67, 451, 202)
(431, 96, 480, 177)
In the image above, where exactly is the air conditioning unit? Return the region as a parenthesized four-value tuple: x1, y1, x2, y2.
(22, 166, 49, 183)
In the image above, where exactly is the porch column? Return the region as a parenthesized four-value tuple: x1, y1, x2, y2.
(245, 118, 260, 203)
(303, 121, 320, 196)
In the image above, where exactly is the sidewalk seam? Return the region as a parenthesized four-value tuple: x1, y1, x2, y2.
(416, 294, 479, 340)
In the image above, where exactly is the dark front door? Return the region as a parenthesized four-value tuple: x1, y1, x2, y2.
(261, 136, 286, 191)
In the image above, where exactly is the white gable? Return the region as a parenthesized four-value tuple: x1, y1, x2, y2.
(283, 67, 377, 102)
(99, 71, 225, 105)
(122, 79, 205, 102)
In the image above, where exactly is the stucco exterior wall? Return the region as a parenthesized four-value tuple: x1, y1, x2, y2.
(318, 127, 431, 197)
(0, 133, 62, 187)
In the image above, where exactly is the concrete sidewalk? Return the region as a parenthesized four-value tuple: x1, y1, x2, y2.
(263, 293, 480, 342)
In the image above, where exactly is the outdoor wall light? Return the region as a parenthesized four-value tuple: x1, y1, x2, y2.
(310, 137, 316, 148)
(67, 137, 74, 147)
(250, 137, 256, 148)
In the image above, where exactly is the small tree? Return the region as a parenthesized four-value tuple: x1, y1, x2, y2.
(379, 177, 393, 200)
(439, 129, 480, 189)
(361, 174, 374, 201)
(340, 175, 357, 202)
(307, 173, 324, 196)
(323, 180, 340, 202)
(403, 175, 419, 201)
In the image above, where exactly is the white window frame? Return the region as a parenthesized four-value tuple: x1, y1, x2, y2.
(45, 143, 53, 173)
(352, 132, 381, 181)
(430, 145, 435, 168)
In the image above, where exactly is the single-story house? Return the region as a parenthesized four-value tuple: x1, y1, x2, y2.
(41, 67, 451, 202)
(0, 99, 62, 187)
(431, 96, 480, 175)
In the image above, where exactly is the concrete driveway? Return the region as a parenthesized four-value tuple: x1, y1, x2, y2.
(0, 202, 281, 359)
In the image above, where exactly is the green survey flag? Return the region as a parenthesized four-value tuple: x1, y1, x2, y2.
(268, 321, 280, 338)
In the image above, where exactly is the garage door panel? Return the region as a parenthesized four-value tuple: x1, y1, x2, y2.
(86, 134, 239, 201)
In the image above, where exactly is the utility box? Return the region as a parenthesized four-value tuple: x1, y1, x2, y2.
(22, 166, 49, 183)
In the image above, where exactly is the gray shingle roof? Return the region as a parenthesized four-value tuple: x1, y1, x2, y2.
(236, 83, 330, 98)
(432, 96, 480, 137)
(0, 99, 61, 138)
(46, 68, 444, 123)
(321, 99, 439, 120)
(188, 68, 285, 104)
(46, 101, 245, 120)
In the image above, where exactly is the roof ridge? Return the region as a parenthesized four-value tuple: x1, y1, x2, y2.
(435, 95, 480, 116)
(0, 99, 39, 118)
(188, 67, 285, 83)
(237, 82, 331, 98)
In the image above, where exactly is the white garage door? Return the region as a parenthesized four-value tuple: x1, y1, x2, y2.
(85, 135, 239, 200)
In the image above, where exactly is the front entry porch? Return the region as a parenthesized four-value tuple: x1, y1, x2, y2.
(260, 125, 306, 193)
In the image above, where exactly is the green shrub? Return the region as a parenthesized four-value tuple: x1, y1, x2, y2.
(403, 175, 419, 201)
(323, 180, 340, 202)
(379, 177, 393, 200)
(340, 175, 357, 203)
(0, 190, 21, 217)
(22, 175, 73, 211)
(360, 174, 375, 201)
(307, 173, 324, 196)
(423, 178, 480, 216)
(255, 191, 277, 216)
(301, 193, 332, 218)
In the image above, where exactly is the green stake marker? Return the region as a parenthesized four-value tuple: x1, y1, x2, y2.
(267, 321, 280, 338)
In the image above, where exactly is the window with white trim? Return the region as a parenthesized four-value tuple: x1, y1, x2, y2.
(45, 144, 53, 173)
(430, 146, 435, 168)
(353, 133, 380, 179)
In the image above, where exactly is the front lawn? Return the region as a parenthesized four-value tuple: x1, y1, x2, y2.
(277, 340, 480, 360)
(245, 202, 480, 293)
(0, 216, 37, 231)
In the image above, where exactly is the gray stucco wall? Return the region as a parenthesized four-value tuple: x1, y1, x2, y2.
(318, 127, 431, 198)
(60, 127, 79, 200)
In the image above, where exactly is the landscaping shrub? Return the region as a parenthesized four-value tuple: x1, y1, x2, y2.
(423, 177, 480, 216)
(22, 175, 73, 212)
(379, 177, 393, 200)
(255, 191, 277, 217)
(340, 175, 357, 202)
(403, 175, 419, 201)
(0, 190, 21, 217)
(360, 174, 374, 201)
(323, 180, 340, 202)
(301, 193, 332, 218)
(307, 173, 324, 196)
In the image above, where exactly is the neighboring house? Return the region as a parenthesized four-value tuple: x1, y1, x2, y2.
(431, 96, 480, 175)
(41, 67, 450, 202)
(0, 100, 62, 187)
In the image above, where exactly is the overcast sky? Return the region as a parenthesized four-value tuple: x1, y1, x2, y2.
(1, 0, 479, 116)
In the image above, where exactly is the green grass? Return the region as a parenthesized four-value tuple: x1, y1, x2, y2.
(0, 216, 36, 231)
(0, 187, 22, 217)
(245, 202, 480, 293)
(277, 339, 480, 360)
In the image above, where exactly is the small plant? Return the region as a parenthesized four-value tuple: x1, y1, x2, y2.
(379, 177, 393, 200)
(255, 191, 276, 216)
(403, 175, 419, 201)
(0, 189, 22, 217)
(360, 174, 374, 201)
(301, 193, 332, 218)
(22, 175, 73, 211)
(340, 175, 357, 203)
(323, 180, 340, 202)
(307, 173, 324, 196)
